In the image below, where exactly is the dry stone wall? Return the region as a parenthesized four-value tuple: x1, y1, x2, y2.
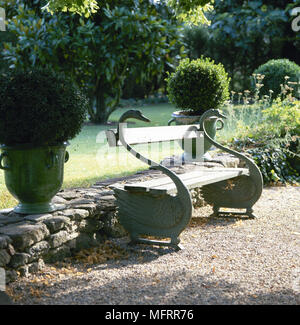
(0, 186, 125, 283)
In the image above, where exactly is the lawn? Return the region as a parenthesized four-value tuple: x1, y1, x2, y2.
(0, 102, 262, 210)
(61, 103, 182, 187)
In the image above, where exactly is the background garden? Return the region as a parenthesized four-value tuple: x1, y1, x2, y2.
(0, 0, 299, 210)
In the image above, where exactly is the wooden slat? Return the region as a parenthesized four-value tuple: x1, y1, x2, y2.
(115, 168, 249, 195)
(106, 125, 202, 147)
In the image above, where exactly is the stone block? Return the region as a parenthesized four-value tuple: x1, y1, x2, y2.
(0, 214, 23, 226)
(51, 196, 68, 204)
(44, 245, 71, 263)
(57, 191, 81, 200)
(9, 252, 30, 268)
(43, 215, 71, 233)
(56, 209, 89, 221)
(102, 212, 127, 238)
(69, 198, 95, 205)
(28, 259, 45, 274)
(0, 249, 11, 266)
(0, 222, 50, 250)
(26, 241, 50, 262)
(69, 204, 97, 214)
(64, 221, 78, 233)
(5, 270, 18, 283)
(77, 219, 104, 233)
(0, 235, 12, 249)
(24, 214, 53, 223)
(98, 196, 116, 211)
(69, 233, 99, 251)
(49, 230, 79, 248)
(6, 244, 15, 256)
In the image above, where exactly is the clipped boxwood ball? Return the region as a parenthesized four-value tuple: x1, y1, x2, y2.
(0, 68, 88, 146)
(253, 59, 300, 99)
(166, 58, 230, 115)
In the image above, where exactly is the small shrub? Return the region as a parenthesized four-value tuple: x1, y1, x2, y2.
(253, 59, 300, 99)
(261, 98, 300, 137)
(244, 135, 299, 185)
(166, 57, 230, 115)
(0, 68, 88, 146)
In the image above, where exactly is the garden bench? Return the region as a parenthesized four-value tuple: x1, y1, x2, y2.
(105, 109, 263, 250)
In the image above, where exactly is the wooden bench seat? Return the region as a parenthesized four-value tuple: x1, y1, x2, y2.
(106, 109, 263, 250)
(123, 168, 249, 195)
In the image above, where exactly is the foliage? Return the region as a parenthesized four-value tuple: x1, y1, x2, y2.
(43, 0, 99, 17)
(166, 57, 230, 114)
(44, 0, 214, 24)
(167, 0, 213, 25)
(0, 68, 88, 145)
(262, 98, 300, 135)
(1, 0, 184, 124)
(182, 0, 299, 90)
(229, 98, 300, 185)
(253, 59, 300, 99)
(237, 134, 299, 186)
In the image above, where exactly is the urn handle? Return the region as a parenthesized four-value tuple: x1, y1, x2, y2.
(65, 151, 69, 163)
(0, 152, 10, 171)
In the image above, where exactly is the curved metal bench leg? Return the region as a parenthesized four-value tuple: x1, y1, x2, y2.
(170, 236, 183, 251)
(213, 206, 220, 217)
(246, 208, 257, 219)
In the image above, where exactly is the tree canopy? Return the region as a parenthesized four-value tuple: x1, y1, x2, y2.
(44, 0, 213, 24)
(183, 0, 300, 90)
(1, 0, 186, 123)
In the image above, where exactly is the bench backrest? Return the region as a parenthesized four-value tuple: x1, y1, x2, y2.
(106, 124, 202, 147)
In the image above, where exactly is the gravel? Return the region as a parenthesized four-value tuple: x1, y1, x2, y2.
(7, 186, 300, 305)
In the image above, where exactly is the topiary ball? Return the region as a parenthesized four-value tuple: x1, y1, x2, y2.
(0, 68, 88, 146)
(166, 57, 230, 115)
(253, 59, 300, 99)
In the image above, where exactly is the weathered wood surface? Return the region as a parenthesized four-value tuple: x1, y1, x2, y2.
(121, 168, 248, 195)
(106, 124, 202, 147)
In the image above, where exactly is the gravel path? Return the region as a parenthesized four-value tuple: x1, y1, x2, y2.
(7, 186, 300, 305)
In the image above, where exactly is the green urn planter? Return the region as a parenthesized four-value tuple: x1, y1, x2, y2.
(168, 111, 224, 161)
(0, 142, 69, 214)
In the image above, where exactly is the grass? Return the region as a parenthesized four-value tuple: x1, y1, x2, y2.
(0, 102, 263, 210)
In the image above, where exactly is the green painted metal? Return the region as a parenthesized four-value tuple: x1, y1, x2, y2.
(168, 111, 224, 158)
(199, 110, 264, 219)
(113, 110, 192, 250)
(109, 109, 263, 250)
(0, 142, 69, 214)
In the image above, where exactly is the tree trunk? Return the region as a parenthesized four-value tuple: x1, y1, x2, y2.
(94, 90, 111, 124)
(89, 85, 111, 124)
(90, 77, 124, 124)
